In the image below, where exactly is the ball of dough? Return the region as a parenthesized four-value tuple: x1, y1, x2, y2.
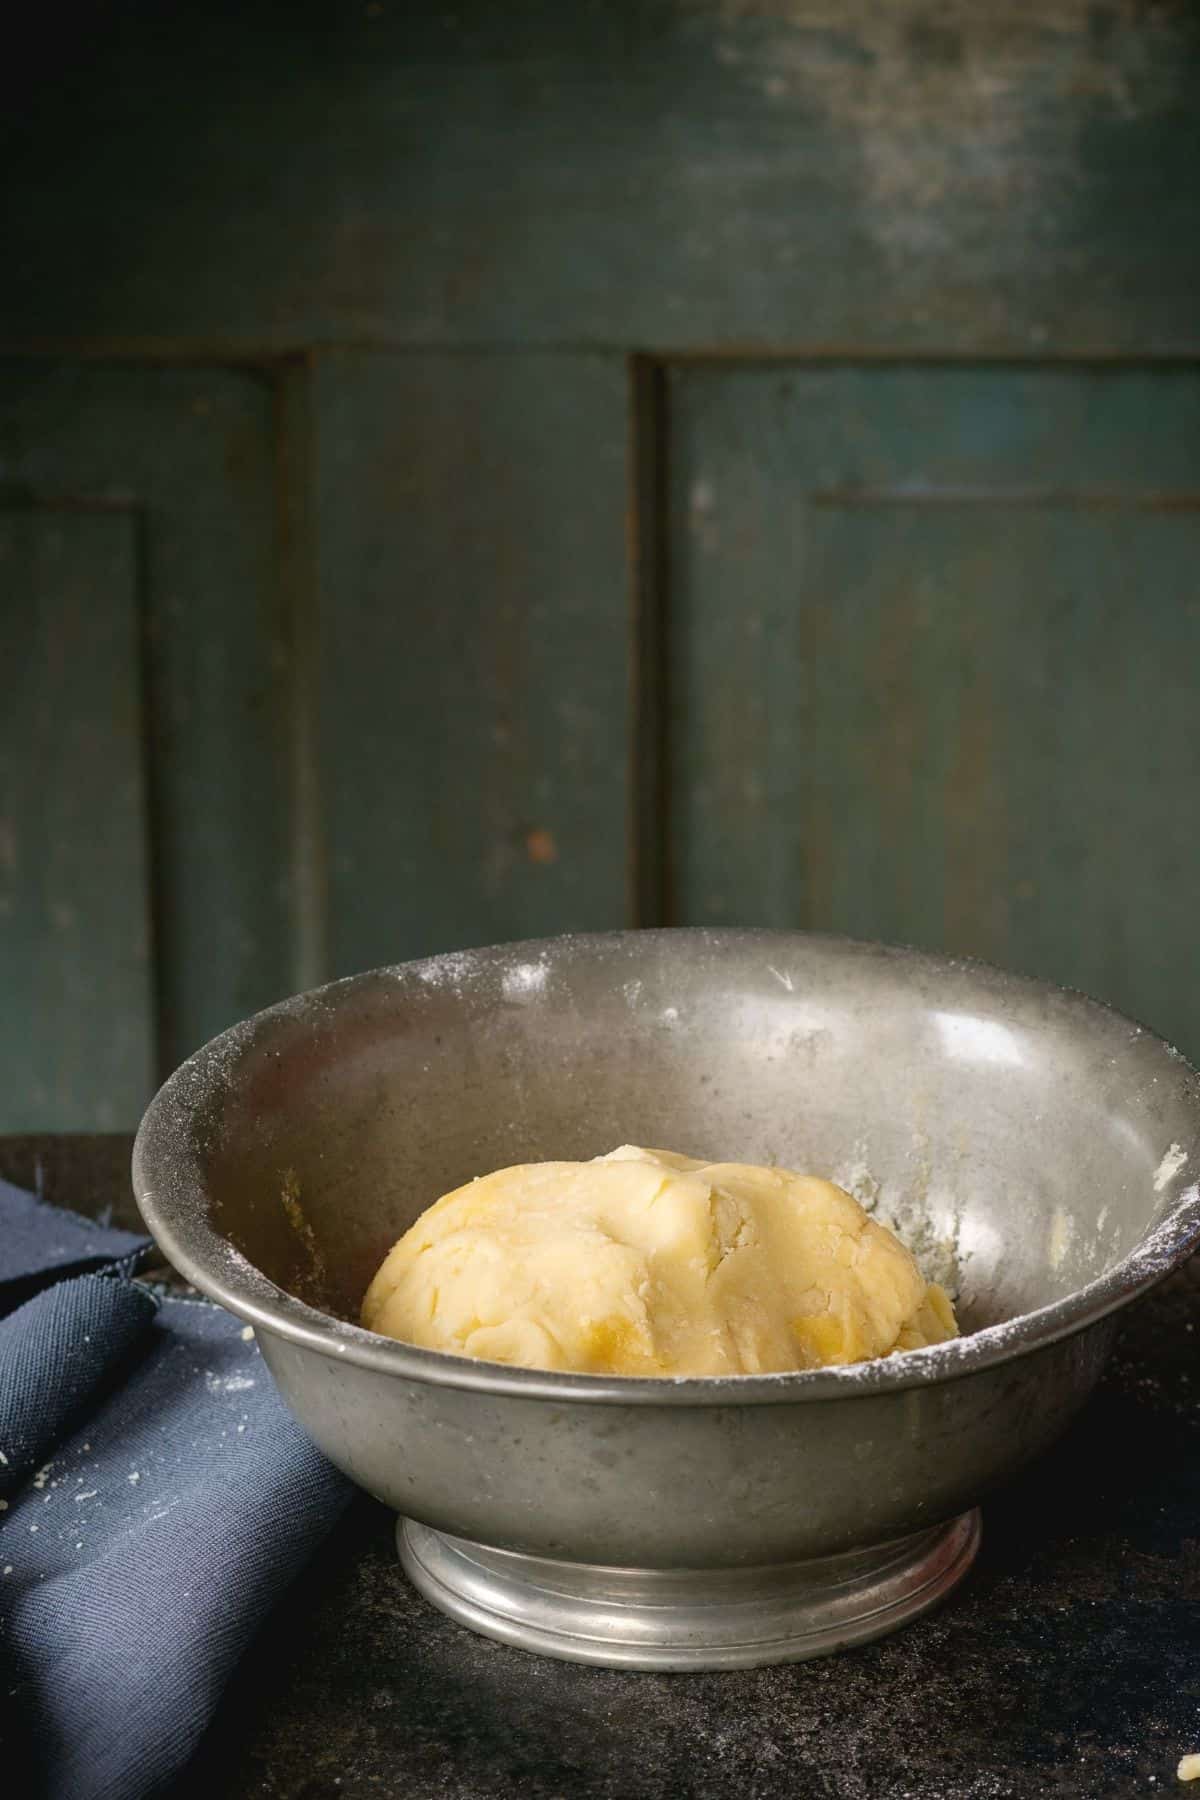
(361, 1146, 958, 1376)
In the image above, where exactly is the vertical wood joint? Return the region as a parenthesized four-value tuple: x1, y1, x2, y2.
(276, 353, 329, 991)
(628, 355, 671, 928)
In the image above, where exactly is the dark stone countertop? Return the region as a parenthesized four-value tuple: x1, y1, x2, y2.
(5, 1137, 1200, 1799)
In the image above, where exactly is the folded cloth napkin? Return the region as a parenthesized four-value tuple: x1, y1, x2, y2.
(0, 1176, 353, 1800)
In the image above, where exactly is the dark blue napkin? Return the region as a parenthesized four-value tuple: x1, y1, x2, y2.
(0, 1176, 353, 1799)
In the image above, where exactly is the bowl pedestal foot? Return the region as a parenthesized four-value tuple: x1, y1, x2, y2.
(397, 1508, 981, 1670)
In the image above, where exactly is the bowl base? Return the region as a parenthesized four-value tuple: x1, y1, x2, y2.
(396, 1508, 981, 1670)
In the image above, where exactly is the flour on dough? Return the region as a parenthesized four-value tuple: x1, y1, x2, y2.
(361, 1146, 958, 1376)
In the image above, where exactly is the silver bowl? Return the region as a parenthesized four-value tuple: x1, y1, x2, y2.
(132, 930, 1200, 1669)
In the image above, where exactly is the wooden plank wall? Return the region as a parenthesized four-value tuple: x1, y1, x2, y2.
(0, 365, 293, 1084)
(311, 353, 631, 976)
(0, 507, 154, 1127)
(1, 1, 1198, 1126)
(6, 4, 1198, 355)
(663, 365, 1200, 1051)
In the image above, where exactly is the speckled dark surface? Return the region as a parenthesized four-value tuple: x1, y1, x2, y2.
(4, 1139, 1198, 1799)
(163, 1262, 1200, 1800)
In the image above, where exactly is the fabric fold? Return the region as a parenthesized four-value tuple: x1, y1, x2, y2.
(0, 1271, 159, 1501)
(0, 1181, 353, 1800)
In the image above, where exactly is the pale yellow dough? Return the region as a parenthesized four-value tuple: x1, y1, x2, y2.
(361, 1146, 958, 1376)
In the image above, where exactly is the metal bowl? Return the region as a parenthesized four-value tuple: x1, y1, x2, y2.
(132, 930, 1200, 1669)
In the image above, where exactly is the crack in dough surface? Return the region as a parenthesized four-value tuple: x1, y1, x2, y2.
(361, 1145, 958, 1376)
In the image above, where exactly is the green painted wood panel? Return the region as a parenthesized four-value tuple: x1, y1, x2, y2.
(313, 351, 630, 974)
(0, 362, 292, 1068)
(666, 364, 1200, 1054)
(3, 2, 1198, 354)
(0, 507, 155, 1127)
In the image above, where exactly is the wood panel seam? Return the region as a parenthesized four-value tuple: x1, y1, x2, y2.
(628, 355, 670, 930)
(276, 353, 328, 993)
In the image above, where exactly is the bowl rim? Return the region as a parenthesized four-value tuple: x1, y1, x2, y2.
(132, 928, 1200, 1406)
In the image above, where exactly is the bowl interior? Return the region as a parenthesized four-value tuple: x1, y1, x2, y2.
(173, 932, 1200, 1340)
